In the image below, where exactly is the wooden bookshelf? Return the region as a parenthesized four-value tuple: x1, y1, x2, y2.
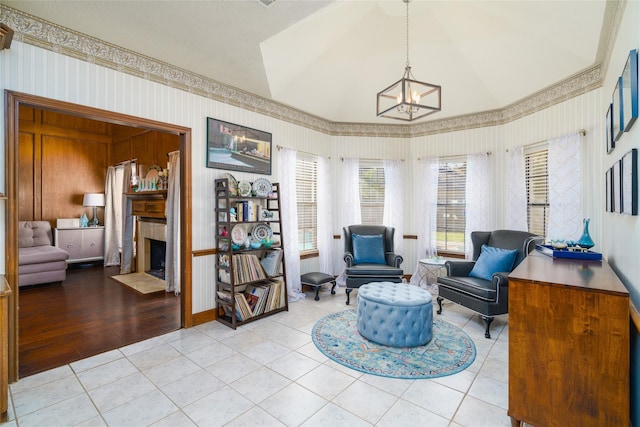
(214, 178, 288, 329)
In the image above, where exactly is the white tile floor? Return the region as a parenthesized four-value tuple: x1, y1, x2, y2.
(4, 287, 516, 427)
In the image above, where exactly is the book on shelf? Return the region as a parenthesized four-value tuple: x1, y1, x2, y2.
(234, 293, 252, 321)
(232, 254, 268, 284)
(216, 290, 232, 303)
(218, 269, 231, 283)
(264, 279, 282, 312)
(260, 248, 282, 277)
(244, 288, 260, 313)
(233, 200, 260, 222)
(244, 284, 269, 316)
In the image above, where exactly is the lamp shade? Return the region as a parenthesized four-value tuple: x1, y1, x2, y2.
(83, 193, 105, 207)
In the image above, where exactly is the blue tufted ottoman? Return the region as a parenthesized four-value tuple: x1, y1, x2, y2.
(357, 282, 433, 347)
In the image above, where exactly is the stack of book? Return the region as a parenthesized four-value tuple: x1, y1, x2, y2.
(217, 279, 285, 321)
(232, 254, 268, 284)
(260, 248, 283, 277)
(233, 200, 261, 222)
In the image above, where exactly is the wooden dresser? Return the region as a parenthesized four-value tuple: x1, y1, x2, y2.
(508, 253, 629, 427)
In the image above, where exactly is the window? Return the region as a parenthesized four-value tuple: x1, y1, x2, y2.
(436, 159, 466, 253)
(525, 145, 549, 237)
(296, 154, 318, 253)
(359, 160, 385, 225)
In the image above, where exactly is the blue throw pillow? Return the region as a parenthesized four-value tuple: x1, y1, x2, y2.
(469, 245, 519, 281)
(352, 233, 386, 265)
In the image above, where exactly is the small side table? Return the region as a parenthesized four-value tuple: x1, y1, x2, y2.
(418, 257, 447, 290)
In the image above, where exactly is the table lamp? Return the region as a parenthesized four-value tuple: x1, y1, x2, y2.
(83, 193, 105, 227)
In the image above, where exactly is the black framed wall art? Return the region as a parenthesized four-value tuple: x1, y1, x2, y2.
(621, 148, 638, 215)
(606, 103, 614, 153)
(605, 167, 613, 212)
(613, 77, 623, 141)
(622, 49, 638, 132)
(206, 117, 272, 175)
(613, 159, 622, 213)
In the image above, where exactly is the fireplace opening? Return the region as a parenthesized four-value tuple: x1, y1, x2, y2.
(147, 238, 166, 280)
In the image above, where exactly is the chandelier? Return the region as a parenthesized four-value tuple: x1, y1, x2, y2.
(376, 0, 441, 121)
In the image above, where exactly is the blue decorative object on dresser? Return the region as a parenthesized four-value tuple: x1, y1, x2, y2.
(577, 217, 595, 249)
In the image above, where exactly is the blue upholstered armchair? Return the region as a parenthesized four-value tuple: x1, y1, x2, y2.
(436, 230, 542, 338)
(343, 225, 403, 305)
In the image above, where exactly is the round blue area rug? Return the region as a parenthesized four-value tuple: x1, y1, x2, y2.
(312, 309, 476, 379)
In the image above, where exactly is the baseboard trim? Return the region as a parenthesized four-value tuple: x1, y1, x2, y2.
(192, 308, 217, 326)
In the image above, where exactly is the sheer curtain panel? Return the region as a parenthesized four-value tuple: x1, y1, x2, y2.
(383, 159, 404, 255)
(409, 157, 439, 286)
(165, 150, 181, 294)
(506, 146, 528, 231)
(120, 161, 135, 274)
(278, 148, 305, 301)
(548, 133, 582, 241)
(465, 153, 490, 259)
(317, 155, 334, 275)
(336, 157, 361, 287)
(104, 165, 123, 266)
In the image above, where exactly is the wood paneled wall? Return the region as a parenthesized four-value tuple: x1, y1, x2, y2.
(18, 106, 179, 224)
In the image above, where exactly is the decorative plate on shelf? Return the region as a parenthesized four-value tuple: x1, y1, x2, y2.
(223, 173, 238, 196)
(252, 178, 272, 197)
(238, 180, 252, 197)
(251, 224, 273, 243)
(231, 225, 247, 245)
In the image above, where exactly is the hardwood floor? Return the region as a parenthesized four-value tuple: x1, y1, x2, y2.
(18, 265, 180, 378)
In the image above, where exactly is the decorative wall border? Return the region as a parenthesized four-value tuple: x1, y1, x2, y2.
(1, 5, 613, 138)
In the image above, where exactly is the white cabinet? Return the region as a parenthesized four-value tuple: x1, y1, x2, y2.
(54, 227, 105, 263)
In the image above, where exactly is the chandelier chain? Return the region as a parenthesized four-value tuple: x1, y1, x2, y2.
(405, 0, 410, 68)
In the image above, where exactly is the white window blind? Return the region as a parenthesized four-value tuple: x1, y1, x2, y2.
(359, 160, 385, 225)
(296, 155, 318, 253)
(525, 145, 549, 237)
(436, 159, 466, 253)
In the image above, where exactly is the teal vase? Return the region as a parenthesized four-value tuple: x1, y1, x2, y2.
(577, 218, 595, 249)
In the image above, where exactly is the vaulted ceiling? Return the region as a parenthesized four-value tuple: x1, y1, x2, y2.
(3, 0, 612, 124)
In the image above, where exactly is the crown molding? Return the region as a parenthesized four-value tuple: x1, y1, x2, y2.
(2, 5, 604, 138)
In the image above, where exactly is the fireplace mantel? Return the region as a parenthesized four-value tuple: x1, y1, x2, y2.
(127, 191, 167, 219)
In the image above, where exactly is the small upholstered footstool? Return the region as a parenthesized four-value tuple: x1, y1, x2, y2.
(357, 282, 433, 347)
(300, 272, 336, 301)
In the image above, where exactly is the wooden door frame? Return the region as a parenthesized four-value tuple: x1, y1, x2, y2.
(4, 90, 193, 382)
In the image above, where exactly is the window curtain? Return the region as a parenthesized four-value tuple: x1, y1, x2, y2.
(120, 161, 135, 274)
(277, 147, 305, 301)
(409, 157, 439, 286)
(104, 165, 124, 266)
(465, 152, 490, 259)
(548, 133, 582, 241)
(506, 146, 528, 231)
(335, 157, 361, 286)
(165, 150, 181, 295)
(317, 155, 334, 275)
(339, 157, 361, 227)
(383, 159, 404, 255)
